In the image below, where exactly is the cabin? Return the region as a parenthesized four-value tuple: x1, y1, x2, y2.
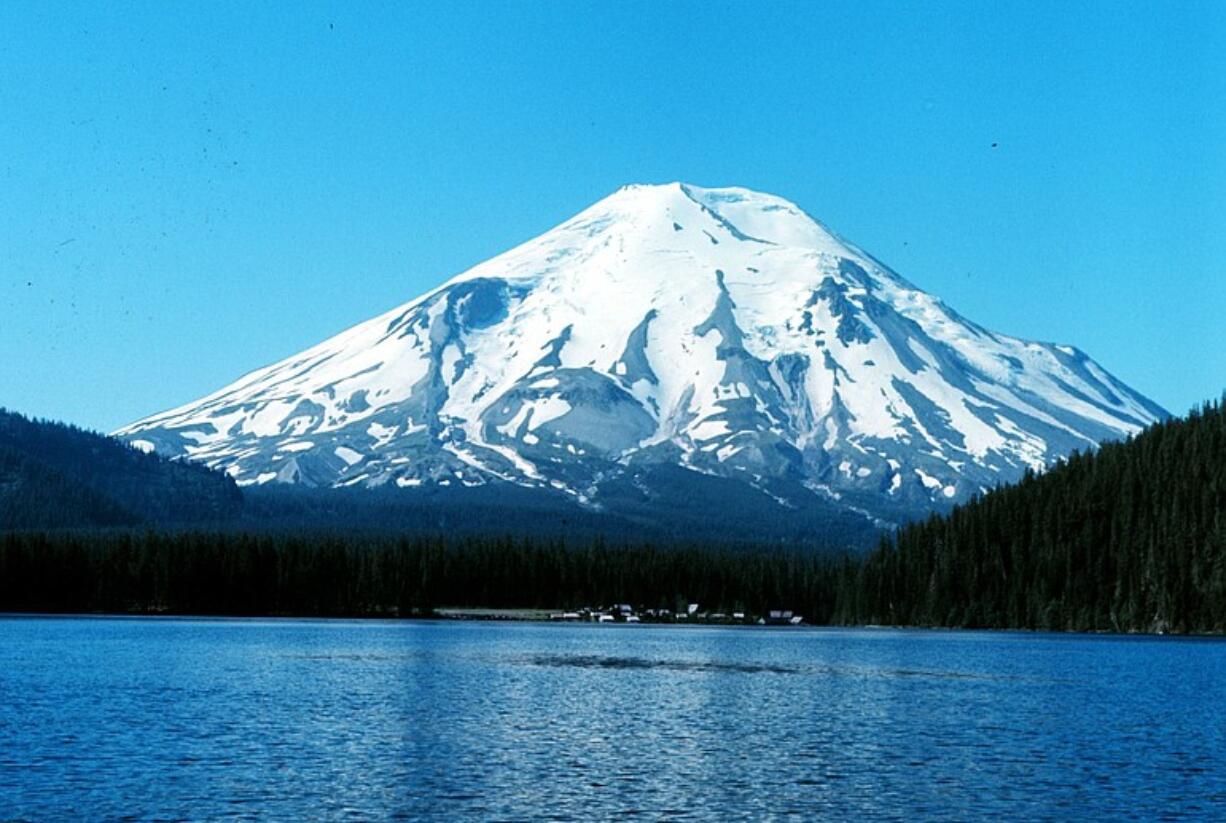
(764, 610, 795, 626)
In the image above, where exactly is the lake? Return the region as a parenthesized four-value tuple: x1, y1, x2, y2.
(1, 617, 1223, 819)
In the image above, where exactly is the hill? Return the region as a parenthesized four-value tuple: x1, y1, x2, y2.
(0, 409, 243, 529)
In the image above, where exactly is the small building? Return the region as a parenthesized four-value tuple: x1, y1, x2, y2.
(765, 609, 796, 626)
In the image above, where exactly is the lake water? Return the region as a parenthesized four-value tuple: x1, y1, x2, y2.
(1, 617, 1224, 820)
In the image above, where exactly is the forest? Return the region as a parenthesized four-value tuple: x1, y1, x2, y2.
(2, 398, 1223, 633)
(839, 398, 1226, 633)
(0, 408, 241, 528)
(0, 531, 849, 622)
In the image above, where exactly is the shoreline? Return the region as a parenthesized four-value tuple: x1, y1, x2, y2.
(1, 610, 1222, 638)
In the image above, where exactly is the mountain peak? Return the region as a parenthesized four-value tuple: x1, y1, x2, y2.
(534, 182, 868, 281)
(116, 184, 1167, 531)
(601, 181, 810, 223)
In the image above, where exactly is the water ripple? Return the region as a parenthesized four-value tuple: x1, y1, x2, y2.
(1, 617, 1223, 820)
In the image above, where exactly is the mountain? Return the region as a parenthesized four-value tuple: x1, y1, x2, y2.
(0, 408, 242, 529)
(115, 183, 1167, 529)
(840, 397, 1226, 633)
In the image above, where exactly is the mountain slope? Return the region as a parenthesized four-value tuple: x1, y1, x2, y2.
(116, 183, 1167, 527)
(840, 397, 1226, 633)
(0, 447, 135, 529)
(0, 409, 242, 529)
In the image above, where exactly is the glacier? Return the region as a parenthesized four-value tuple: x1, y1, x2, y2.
(115, 183, 1168, 527)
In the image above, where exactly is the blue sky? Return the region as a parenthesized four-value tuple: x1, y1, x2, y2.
(2, 1, 1223, 432)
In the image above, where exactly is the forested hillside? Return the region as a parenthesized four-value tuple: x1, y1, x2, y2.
(0, 448, 135, 529)
(0, 409, 242, 529)
(242, 465, 880, 548)
(838, 398, 1226, 633)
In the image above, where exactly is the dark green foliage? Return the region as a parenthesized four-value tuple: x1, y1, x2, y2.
(0, 447, 137, 529)
(0, 530, 848, 621)
(839, 397, 1226, 633)
(0, 409, 242, 528)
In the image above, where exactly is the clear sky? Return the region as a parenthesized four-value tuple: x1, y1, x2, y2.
(2, 1, 1223, 433)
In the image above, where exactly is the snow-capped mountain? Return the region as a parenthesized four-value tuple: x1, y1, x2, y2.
(116, 183, 1167, 527)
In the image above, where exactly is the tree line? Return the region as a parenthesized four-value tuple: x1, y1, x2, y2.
(0, 530, 850, 621)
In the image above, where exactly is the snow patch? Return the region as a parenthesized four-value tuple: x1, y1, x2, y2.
(334, 446, 363, 466)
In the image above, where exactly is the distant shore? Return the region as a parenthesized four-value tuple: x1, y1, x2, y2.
(433, 608, 556, 621)
(7, 610, 1222, 637)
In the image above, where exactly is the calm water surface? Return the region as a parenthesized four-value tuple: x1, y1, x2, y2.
(1, 617, 1224, 820)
